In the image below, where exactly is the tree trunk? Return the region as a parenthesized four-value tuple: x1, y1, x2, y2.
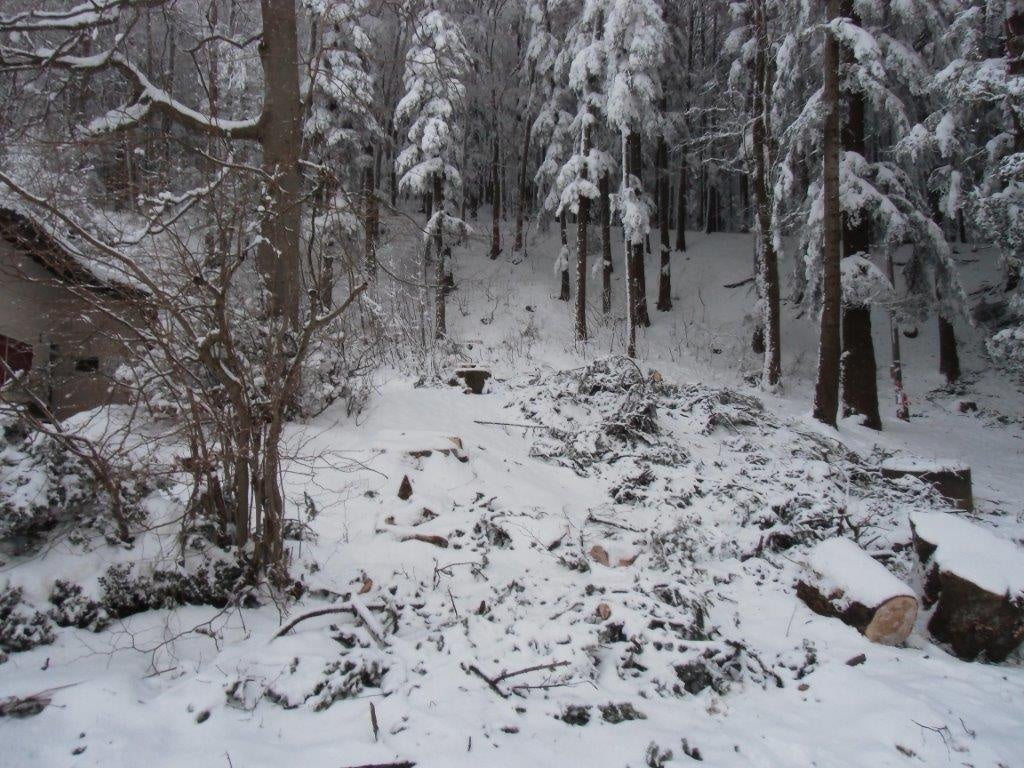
(575, 122, 591, 341)
(600, 172, 612, 314)
(514, 115, 532, 254)
(839, 36, 880, 430)
(751, 2, 780, 387)
(938, 315, 960, 384)
(363, 143, 377, 279)
(629, 132, 650, 328)
(623, 132, 637, 357)
(656, 124, 672, 312)
(813, 0, 842, 428)
(886, 251, 910, 420)
(433, 172, 446, 338)
(257, 0, 303, 325)
(676, 156, 687, 252)
(490, 135, 501, 260)
(559, 210, 570, 301)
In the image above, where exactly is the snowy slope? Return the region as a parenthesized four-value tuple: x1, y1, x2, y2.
(2, 217, 1023, 768)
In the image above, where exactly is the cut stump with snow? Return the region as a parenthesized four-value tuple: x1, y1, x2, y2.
(451, 367, 493, 394)
(881, 458, 973, 511)
(796, 538, 918, 645)
(910, 512, 1024, 662)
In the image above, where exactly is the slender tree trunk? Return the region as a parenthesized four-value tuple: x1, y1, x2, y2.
(676, 156, 687, 252)
(575, 122, 591, 341)
(629, 132, 651, 328)
(514, 115, 533, 254)
(363, 143, 377, 278)
(559, 210, 570, 301)
(433, 172, 446, 338)
(600, 172, 612, 314)
(885, 250, 910, 419)
(938, 315, 960, 384)
(656, 120, 672, 312)
(751, 1, 780, 387)
(490, 135, 501, 259)
(813, 0, 843, 428)
(623, 131, 637, 357)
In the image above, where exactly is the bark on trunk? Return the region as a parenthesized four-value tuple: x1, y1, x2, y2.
(886, 251, 910, 420)
(751, 3, 780, 387)
(363, 143, 377, 279)
(514, 116, 532, 254)
(600, 172, 612, 314)
(490, 135, 501, 260)
(938, 315, 960, 384)
(839, 6, 881, 430)
(813, 0, 843, 428)
(575, 122, 591, 341)
(257, 0, 303, 325)
(676, 157, 687, 252)
(628, 133, 650, 328)
(559, 210, 570, 302)
(656, 125, 672, 312)
(623, 132, 637, 357)
(433, 172, 446, 339)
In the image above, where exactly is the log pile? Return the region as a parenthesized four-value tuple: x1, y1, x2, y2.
(796, 538, 918, 645)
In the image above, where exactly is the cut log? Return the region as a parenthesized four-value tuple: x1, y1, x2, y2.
(452, 367, 492, 394)
(881, 458, 973, 511)
(796, 538, 918, 645)
(910, 512, 1024, 662)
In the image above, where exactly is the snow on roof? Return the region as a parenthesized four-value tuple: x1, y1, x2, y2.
(0, 202, 144, 297)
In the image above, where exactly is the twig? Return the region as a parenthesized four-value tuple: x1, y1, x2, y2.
(473, 420, 546, 430)
(586, 513, 642, 533)
(462, 663, 509, 699)
(339, 763, 416, 768)
(493, 660, 570, 683)
(271, 607, 352, 640)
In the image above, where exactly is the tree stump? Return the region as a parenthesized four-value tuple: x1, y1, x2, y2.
(910, 512, 1024, 662)
(451, 368, 492, 394)
(881, 458, 973, 511)
(796, 538, 918, 645)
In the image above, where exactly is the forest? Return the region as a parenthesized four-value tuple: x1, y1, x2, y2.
(0, 1, 1022, 766)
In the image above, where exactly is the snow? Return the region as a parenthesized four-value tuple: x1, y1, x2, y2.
(806, 538, 913, 609)
(880, 457, 967, 474)
(910, 512, 1024, 599)
(2, 214, 1024, 768)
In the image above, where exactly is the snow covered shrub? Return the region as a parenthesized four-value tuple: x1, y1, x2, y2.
(48, 580, 108, 632)
(0, 584, 54, 659)
(98, 560, 255, 619)
(0, 418, 90, 548)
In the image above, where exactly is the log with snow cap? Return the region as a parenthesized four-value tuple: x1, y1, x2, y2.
(796, 537, 918, 645)
(910, 511, 1024, 662)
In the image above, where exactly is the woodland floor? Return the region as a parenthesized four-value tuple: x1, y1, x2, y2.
(2, 213, 1023, 767)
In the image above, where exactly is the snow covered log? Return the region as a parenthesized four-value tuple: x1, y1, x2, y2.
(796, 538, 918, 645)
(910, 512, 1024, 662)
(451, 367, 492, 394)
(881, 459, 973, 511)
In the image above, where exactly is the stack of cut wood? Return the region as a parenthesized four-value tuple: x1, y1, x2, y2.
(796, 537, 918, 645)
(910, 512, 1024, 661)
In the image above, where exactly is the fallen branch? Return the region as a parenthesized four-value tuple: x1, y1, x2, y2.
(339, 763, 416, 768)
(723, 276, 755, 289)
(473, 420, 547, 430)
(272, 607, 353, 639)
(493, 660, 570, 683)
(462, 663, 509, 698)
(586, 513, 643, 533)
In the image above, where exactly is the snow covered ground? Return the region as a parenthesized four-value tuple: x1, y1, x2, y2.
(2, 217, 1022, 767)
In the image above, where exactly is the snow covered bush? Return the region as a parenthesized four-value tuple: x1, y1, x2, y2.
(0, 584, 54, 660)
(0, 418, 92, 547)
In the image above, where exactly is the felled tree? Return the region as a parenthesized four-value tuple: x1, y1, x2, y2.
(395, 7, 470, 340)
